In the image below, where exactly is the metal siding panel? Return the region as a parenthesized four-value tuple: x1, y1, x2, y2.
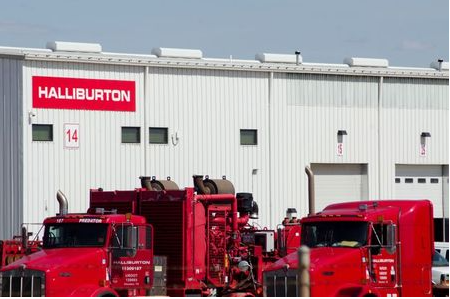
(2, 55, 446, 236)
(146, 67, 272, 226)
(0, 58, 23, 239)
(379, 78, 449, 204)
(270, 73, 378, 219)
(22, 61, 146, 233)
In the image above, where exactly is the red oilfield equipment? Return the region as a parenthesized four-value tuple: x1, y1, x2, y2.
(0, 176, 301, 297)
(89, 175, 297, 296)
(0, 227, 41, 269)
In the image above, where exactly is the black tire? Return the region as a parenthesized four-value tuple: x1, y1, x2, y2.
(97, 292, 116, 297)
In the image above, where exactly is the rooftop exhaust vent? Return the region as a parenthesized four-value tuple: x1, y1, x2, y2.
(46, 41, 102, 53)
(151, 47, 202, 59)
(430, 60, 449, 71)
(344, 57, 388, 68)
(255, 53, 302, 64)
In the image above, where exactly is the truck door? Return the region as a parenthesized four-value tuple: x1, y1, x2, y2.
(110, 224, 153, 294)
(368, 222, 399, 296)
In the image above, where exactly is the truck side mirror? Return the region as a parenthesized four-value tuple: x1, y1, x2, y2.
(130, 226, 138, 250)
(386, 224, 397, 254)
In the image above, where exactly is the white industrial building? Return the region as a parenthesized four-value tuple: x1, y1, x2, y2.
(0, 42, 448, 241)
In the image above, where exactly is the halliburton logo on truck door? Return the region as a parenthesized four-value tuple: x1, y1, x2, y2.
(32, 76, 136, 111)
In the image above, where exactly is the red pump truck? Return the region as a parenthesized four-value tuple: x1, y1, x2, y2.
(0, 176, 299, 297)
(263, 200, 435, 297)
(88, 175, 285, 296)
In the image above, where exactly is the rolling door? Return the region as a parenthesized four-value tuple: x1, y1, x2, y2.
(311, 163, 368, 212)
(395, 165, 446, 218)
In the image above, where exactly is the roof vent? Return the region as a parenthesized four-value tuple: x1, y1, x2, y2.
(255, 53, 302, 64)
(344, 57, 388, 68)
(430, 60, 449, 71)
(151, 47, 202, 59)
(46, 41, 102, 53)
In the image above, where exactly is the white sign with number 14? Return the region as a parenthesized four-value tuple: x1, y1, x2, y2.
(64, 123, 79, 149)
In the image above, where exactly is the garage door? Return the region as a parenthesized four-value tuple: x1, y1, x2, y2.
(395, 165, 446, 218)
(311, 164, 368, 212)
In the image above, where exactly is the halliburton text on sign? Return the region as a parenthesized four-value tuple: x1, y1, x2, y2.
(32, 76, 136, 111)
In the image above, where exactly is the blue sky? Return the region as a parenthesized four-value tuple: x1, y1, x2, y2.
(0, 0, 448, 67)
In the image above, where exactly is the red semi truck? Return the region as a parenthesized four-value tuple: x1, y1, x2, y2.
(263, 200, 434, 297)
(1, 201, 153, 296)
(0, 176, 300, 297)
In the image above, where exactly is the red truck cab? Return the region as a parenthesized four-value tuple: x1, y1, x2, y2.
(0, 212, 153, 297)
(263, 200, 434, 297)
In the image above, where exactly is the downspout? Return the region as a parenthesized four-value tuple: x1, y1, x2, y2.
(268, 71, 273, 227)
(144, 66, 149, 176)
(378, 76, 383, 201)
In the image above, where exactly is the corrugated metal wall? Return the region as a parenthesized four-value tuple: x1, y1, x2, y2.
(0, 57, 23, 239)
(22, 61, 146, 232)
(379, 77, 449, 198)
(11, 60, 449, 234)
(21, 63, 272, 228)
(269, 73, 379, 224)
(146, 67, 271, 226)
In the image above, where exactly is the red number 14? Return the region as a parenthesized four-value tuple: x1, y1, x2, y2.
(66, 129, 78, 142)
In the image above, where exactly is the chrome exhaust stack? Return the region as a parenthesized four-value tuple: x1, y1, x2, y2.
(56, 190, 68, 216)
(305, 166, 315, 216)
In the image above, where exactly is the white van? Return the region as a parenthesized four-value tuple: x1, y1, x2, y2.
(435, 242, 449, 261)
(432, 249, 449, 296)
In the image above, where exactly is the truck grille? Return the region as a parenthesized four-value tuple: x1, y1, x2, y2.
(264, 269, 298, 297)
(0, 269, 45, 297)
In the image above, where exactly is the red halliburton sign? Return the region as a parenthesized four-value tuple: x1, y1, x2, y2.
(32, 76, 136, 111)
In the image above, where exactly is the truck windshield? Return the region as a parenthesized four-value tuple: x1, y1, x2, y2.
(301, 221, 368, 248)
(43, 223, 108, 248)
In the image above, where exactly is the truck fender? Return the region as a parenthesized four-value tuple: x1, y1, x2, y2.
(333, 284, 379, 297)
(70, 285, 119, 297)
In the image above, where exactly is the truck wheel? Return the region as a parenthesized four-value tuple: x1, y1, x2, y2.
(96, 292, 116, 297)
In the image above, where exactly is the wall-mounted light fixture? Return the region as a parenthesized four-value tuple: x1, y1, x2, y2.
(337, 130, 347, 156)
(337, 130, 347, 144)
(171, 131, 180, 146)
(28, 111, 36, 124)
(420, 132, 431, 157)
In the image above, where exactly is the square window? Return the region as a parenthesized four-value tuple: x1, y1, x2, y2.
(240, 129, 257, 145)
(405, 178, 414, 183)
(121, 127, 140, 143)
(418, 178, 426, 183)
(395, 178, 401, 183)
(431, 178, 439, 184)
(32, 124, 53, 141)
(149, 127, 168, 144)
